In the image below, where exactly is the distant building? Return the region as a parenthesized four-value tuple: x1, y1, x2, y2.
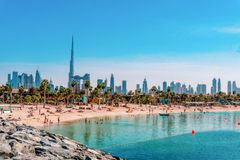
(7, 74, 11, 85)
(115, 86, 122, 94)
(163, 81, 167, 92)
(12, 71, 18, 89)
(104, 79, 108, 92)
(35, 70, 41, 89)
(67, 37, 90, 92)
(142, 78, 148, 94)
(170, 81, 175, 93)
(27, 74, 34, 89)
(188, 85, 194, 94)
(196, 84, 207, 94)
(211, 78, 217, 95)
(232, 81, 240, 94)
(68, 36, 74, 88)
(175, 82, 181, 94)
(136, 84, 141, 92)
(122, 80, 127, 95)
(227, 81, 232, 95)
(181, 84, 187, 94)
(50, 79, 55, 93)
(110, 74, 115, 95)
(218, 78, 221, 93)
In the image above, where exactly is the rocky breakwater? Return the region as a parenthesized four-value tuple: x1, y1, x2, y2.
(0, 119, 123, 160)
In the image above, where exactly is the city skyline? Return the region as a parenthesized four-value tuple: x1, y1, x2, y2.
(2, 1, 240, 91)
(5, 67, 240, 95)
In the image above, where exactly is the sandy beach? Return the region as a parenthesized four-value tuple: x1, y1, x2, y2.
(1, 103, 240, 128)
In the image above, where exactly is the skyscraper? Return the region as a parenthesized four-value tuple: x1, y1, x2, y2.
(181, 84, 187, 94)
(170, 81, 175, 93)
(163, 81, 167, 92)
(227, 81, 232, 95)
(104, 78, 108, 92)
(211, 78, 217, 95)
(27, 74, 34, 89)
(218, 78, 221, 93)
(50, 79, 55, 93)
(12, 71, 18, 89)
(196, 84, 207, 94)
(142, 78, 148, 94)
(7, 74, 11, 85)
(122, 80, 127, 95)
(110, 74, 114, 95)
(115, 86, 122, 94)
(136, 84, 141, 92)
(35, 70, 41, 89)
(175, 82, 181, 94)
(68, 36, 74, 88)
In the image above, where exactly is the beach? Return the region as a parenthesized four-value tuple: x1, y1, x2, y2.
(1, 103, 240, 128)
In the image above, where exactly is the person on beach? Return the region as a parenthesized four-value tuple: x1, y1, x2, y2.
(58, 116, 60, 124)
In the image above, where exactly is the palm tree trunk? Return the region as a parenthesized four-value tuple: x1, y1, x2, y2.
(43, 91, 46, 108)
(10, 92, 12, 106)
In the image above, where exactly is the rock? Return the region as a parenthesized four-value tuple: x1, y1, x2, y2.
(0, 119, 124, 160)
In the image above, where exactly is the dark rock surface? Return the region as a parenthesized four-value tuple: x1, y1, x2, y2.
(0, 119, 124, 160)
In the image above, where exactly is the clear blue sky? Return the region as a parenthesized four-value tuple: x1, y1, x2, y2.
(1, 0, 240, 91)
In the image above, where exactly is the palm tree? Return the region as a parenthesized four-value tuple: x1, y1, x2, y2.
(71, 80, 77, 94)
(40, 79, 50, 108)
(84, 80, 91, 102)
(18, 86, 25, 107)
(5, 84, 13, 106)
(0, 85, 4, 103)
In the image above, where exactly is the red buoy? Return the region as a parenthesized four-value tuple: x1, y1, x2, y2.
(237, 122, 240, 126)
(192, 129, 196, 135)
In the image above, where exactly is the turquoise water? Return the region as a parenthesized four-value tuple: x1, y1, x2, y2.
(45, 112, 240, 159)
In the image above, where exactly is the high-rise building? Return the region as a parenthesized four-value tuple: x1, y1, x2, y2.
(196, 84, 207, 94)
(227, 81, 232, 95)
(12, 71, 18, 89)
(188, 85, 194, 94)
(211, 78, 217, 95)
(122, 80, 127, 95)
(7, 74, 11, 85)
(175, 82, 181, 94)
(104, 79, 108, 92)
(110, 73, 115, 95)
(163, 81, 167, 92)
(27, 74, 34, 89)
(181, 84, 187, 94)
(170, 81, 175, 93)
(50, 79, 55, 93)
(218, 78, 221, 93)
(136, 84, 141, 92)
(115, 86, 122, 94)
(35, 70, 41, 89)
(233, 81, 237, 94)
(142, 78, 148, 94)
(68, 36, 74, 88)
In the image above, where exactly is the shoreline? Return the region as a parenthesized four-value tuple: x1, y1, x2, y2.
(1, 103, 240, 128)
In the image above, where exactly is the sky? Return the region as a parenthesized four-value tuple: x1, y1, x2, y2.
(1, 0, 240, 92)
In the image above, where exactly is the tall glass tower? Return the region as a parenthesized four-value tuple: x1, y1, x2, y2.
(218, 78, 221, 93)
(110, 74, 115, 95)
(211, 78, 217, 95)
(35, 70, 41, 89)
(122, 80, 127, 95)
(68, 36, 74, 88)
